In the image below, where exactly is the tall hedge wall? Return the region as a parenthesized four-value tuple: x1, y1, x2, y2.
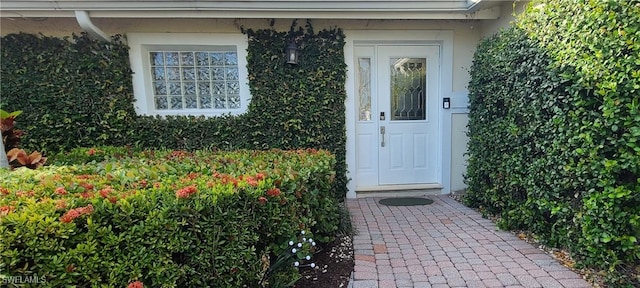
(465, 0, 639, 284)
(0, 34, 138, 149)
(0, 23, 347, 200)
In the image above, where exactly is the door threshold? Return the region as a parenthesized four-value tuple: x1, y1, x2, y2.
(356, 183, 443, 198)
(357, 183, 442, 192)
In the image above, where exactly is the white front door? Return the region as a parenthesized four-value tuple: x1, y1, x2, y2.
(355, 44, 441, 189)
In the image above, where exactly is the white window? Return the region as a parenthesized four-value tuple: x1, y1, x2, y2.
(128, 33, 250, 116)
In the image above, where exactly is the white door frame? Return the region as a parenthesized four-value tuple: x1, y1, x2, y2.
(344, 30, 453, 198)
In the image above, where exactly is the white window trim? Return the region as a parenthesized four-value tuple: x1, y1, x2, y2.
(127, 33, 250, 117)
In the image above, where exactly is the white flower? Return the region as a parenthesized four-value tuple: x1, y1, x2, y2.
(311, 241, 316, 246)
(288, 241, 294, 246)
(305, 255, 311, 260)
(297, 243, 302, 248)
(301, 230, 306, 235)
(294, 261, 300, 267)
(310, 263, 316, 268)
(292, 248, 297, 254)
(308, 238, 313, 243)
(302, 237, 307, 241)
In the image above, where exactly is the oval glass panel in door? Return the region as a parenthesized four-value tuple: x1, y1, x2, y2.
(390, 58, 426, 121)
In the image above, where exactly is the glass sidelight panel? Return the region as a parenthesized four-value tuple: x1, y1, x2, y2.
(357, 58, 372, 121)
(390, 58, 426, 121)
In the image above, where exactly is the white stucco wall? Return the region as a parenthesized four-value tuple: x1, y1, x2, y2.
(479, 0, 529, 38)
(450, 113, 469, 192)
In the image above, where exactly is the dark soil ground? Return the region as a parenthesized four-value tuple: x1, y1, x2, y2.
(294, 235, 354, 288)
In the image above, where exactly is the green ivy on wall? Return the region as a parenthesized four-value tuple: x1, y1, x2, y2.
(242, 20, 348, 201)
(0, 22, 348, 201)
(0, 33, 137, 150)
(465, 0, 639, 285)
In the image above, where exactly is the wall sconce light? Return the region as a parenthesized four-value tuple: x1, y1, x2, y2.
(285, 40, 300, 65)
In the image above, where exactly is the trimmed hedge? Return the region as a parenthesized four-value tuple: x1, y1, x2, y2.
(0, 23, 347, 201)
(0, 34, 137, 150)
(465, 0, 639, 285)
(1, 148, 338, 287)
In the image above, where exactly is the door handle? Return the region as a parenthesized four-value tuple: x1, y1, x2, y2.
(380, 126, 386, 147)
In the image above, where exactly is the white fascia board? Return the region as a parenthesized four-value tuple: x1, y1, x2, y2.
(1, 1, 471, 11)
(0, 1, 501, 19)
(1, 9, 501, 20)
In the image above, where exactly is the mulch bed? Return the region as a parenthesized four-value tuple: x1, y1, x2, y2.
(294, 235, 354, 288)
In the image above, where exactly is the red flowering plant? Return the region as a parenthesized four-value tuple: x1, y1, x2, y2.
(59, 204, 94, 223)
(1, 148, 339, 287)
(127, 281, 144, 288)
(266, 188, 282, 197)
(175, 185, 198, 199)
(0, 205, 14, 216)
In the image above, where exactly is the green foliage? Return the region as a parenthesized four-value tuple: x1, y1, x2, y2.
(48, 146, 141, 165)
(0, 110, 22, 119)
(465, 0, 639, 285)
(260, 230, 317, 287)
(0, 148, 338, 287)
(0, 25, 348, 201)
(1, 109, 24, 151)
(242, 21, 348, 201)
(0, 33, 137, 152)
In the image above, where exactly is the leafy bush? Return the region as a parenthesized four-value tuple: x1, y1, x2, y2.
(0, 148, 339, 287)
(48, 146, 141, 165)
(1, 109, 24, 151)
(465, 0, 639, 285)
(0, 23, 348, 201)
(1, 109, 47, 169)
(0, 34, 137, 152)
(6, 148, 47, 169)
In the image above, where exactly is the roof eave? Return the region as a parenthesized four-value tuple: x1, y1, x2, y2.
(1, 9, 501, 20)
(0, 0, 503, 20)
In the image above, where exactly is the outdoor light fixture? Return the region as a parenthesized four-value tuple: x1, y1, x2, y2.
(285, 40, 300, 65)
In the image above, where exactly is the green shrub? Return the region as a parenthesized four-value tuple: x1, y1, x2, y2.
(0, 149, 339, 287)
(0, 33, 136, 152)
(47, 146, 141, 165)
(518, 1, 640, 276)
(465, 0, 639, 285)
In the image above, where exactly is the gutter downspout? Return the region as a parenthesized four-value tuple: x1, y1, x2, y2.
(466, 0, 483, 12)
(74, 10, 110, 42)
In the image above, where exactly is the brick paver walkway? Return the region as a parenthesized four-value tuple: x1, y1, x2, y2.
(347, 196, 592, 288)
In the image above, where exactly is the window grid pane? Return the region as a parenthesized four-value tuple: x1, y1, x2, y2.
(150, 48, 239, 110)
